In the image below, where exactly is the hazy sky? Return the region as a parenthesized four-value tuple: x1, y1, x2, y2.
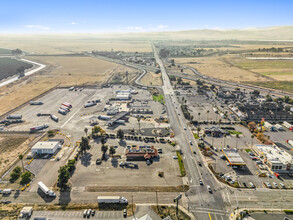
(1, 0, 292, 33)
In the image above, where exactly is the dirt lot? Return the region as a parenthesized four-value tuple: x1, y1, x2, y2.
(0, 135, 33, 176)
(140, 72, 162, 86)
(0, 56, 135, 115)
(175, 56, 271, 82)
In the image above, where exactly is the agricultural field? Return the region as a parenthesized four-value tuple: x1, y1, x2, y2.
(140, 71, 162, 86)
(174, 56, 270, 82)
(0, 35, 152, 54)
(0, 48, 11, 54)
(0, 57, 33, 81)
(0, 56, 136, 115)
(233, 58, 293, 81)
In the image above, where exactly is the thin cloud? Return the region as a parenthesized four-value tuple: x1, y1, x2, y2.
(24, 25, 50, 31)
(70, 22, 77, 25)
(126, 26, 145, 31)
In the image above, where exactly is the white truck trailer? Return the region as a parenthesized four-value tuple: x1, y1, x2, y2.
(30, 124, 48, 132)
(38, 181, 56, 197)
(50, 114, 59, 122)
(7, 114, 22, 119)
(97, 196, 128, 204)
(19, 206, 33, 219)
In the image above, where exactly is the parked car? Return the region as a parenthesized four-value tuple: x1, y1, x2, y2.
(173, 156, 178, 159)
(189, 141, 193, 145)
(280, 183, 286, 188)
(273, 182, 278, 188)
(91, 210, 95, 216)
(207, 185, 212, 193)
(193, 151, 196, 155)
(96, 158, 102, 165)
(87, 209, 91, 218)
(266, 182, 272, 188)
(198, 161, 202, 166)
(83, 210, 87, 218)
(249, 182, 255, 188)
(199, 179, 203, 185)
(123, 209, 127, 218)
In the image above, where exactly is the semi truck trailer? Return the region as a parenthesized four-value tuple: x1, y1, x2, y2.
(38, 181, 56, 197)
(50, 115, 59, 122)
(30, 124, 48, 132)
(97, 196, 128, 204)
(7, 114, 22, 119)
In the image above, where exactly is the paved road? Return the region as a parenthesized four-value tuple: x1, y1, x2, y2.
(152, 44, 228, 220)
(0, 58, 46, 88)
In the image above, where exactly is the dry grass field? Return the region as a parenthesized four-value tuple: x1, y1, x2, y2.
(0, 136, 32, 177)
(140, 71, 162, 86)
(175, 56, 271, 82)
(0, 56, 136, 115)
(0, 35, 152, 54)
(232, 58, 293, 81)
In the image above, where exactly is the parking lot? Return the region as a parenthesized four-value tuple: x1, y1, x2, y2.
(71, 138, 182, 189)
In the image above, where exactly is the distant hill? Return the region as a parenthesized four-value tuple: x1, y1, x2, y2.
(130, 26, 293, 41)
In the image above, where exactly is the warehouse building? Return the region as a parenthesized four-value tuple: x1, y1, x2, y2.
(126, 145, 158, 161)
(253, 144, 293, 173)
(31, 140, 62, 155)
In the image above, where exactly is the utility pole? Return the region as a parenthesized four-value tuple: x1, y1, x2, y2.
(132, 195, 134, 216)
(156, 190, 159, 210)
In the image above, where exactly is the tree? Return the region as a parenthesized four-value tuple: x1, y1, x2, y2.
(57, 166, 70, 189)
(109, 146, 116, 157)
(197, 127, 201, 136)
(84, 127, 88, 136)
(67, 159, 76, 173)
(20, 171, 32, 185)
(101, 145, 108, 160)
(100, 136, 106, 145)
(266, 94, 272, 102)
(80, 137, 90, 154)
(12, 48, 23, 56)
(117, 129, 124, 139)
(10, 166, 21, 183)
(19, 154, 24, 172)
(283, 96, 290, 103)
(251, 134, 255, 146)
(17, 66, 26, 78)
(177, 77, 183, 85)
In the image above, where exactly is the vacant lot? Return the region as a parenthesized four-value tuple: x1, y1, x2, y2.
(245, 81, 293, 93)
(0, 57, 33, 81)
(175, 56, 270, 82)
(0, 135, 32, 176)
(140, 72, 162, 86)
(0, 35, 152, 54)
(233, 58, 293, 80)
(0, 56, 135, 115)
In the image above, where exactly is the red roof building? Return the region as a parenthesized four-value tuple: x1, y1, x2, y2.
(126, 145, 158, 161)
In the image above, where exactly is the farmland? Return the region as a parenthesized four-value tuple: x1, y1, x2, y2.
(0, 57, 33, 81)
(244, 81, 293, 93)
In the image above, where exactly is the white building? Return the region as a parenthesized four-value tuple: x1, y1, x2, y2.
(253, 144, 293, 173)
(31, 141, 61, 155)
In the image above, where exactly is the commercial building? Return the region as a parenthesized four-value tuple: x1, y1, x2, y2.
(222, 149, 246, 166)
(31, 140, 62, 155)
(253, 144, 293, 173)
(126, 145, 158, 161)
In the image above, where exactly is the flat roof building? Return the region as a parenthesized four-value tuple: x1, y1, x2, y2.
(222, 148, 246, 166)
(31, 141, 62, 155)
(253, 144, 293, 173)
(126, 145, 158, 161)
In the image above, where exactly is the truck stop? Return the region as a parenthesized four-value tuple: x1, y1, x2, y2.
(222, 149, 246, 166)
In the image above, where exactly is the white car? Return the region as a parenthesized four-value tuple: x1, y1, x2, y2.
(184, 127, 186, 130)
(273, 182, 278, 188)
(207, 185, 212, 193)
(280, 183, 286, 188)
(173, 156, 178, 159)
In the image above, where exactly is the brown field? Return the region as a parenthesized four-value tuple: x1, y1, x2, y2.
(140, 71, 162, 86)
(232, 58, 293, 81)
(0, 136, 32, 176)
(0, 35, 152, 54)
(175, 56, 272, 82)
(0, 56, 136, 115)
